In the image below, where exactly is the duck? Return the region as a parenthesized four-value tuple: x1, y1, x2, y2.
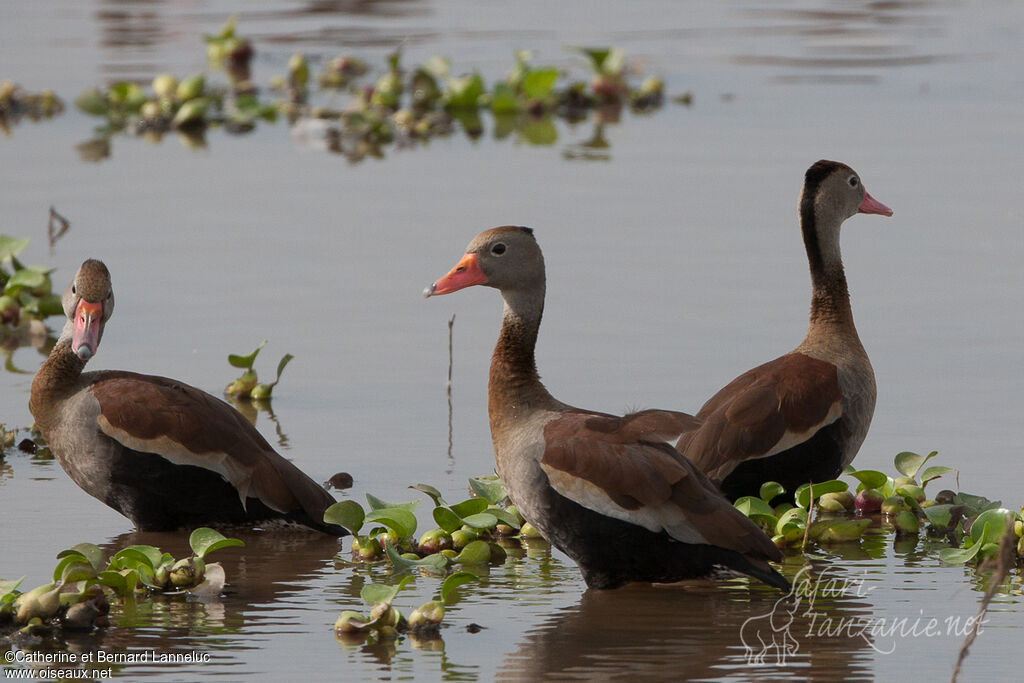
(677, 160, 892, 501)
(30, 259, 347, 535)
(425, 227, 788, 591)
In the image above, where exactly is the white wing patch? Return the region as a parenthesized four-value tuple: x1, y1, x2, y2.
(540, 463, 710, 546)
(97, 415, 263, 512)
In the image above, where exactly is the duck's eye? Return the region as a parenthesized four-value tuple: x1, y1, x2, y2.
(72, 284, 77, 294)
(848, 175, 859, 188)
(491, 243, 507, 256)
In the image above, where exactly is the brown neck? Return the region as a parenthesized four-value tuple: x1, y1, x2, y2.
(30, 338, 87, 428)
(487, 288, 558, 430)
(801, 189, 858, 340)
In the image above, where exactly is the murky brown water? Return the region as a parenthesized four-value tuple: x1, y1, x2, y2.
(3, 0, 1023, 680)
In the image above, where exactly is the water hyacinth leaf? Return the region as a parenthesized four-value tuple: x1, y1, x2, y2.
(969, 509, 1015, 545)
(489, 82, 518, 114)
(920, 466, 954, 485)
(189, 527, 244, 559)
(228, 340, 266, 369)
(905, 499, 954, 530)
(468, 476, 506, 505)
(450, 497, 488, 519)
(734, 496, 776, 523)
(3, 267, 48, 296)
(366, 493, 420, 513)
(460, 512, 499, 530)
(848, 470, 888, 492)
(324, 500, 365, 534)
(487, 506, 522, 530)
(795, 480, 848, 510)
(894, 451, 937, 478)
(955, 492, 1000, 514)
(57, 560, 96, 585)
(440, 571, 478, 605)
(410, 483, 446, 507)
(360, 575, 413, 607)
(384, 540, 448, 573)
(109, 547, 158, 571)
(454, 540, 491, 565)
(444, 72, 485, 109)
(759, 482, 786, 503)
(433, 506, 463, 533)
(57, 543, 104, 570)
(364, 508, 417, 540)
(938, 539, 984, 565)
(273, 353, 294, 384)
(521, 69, 559, 100)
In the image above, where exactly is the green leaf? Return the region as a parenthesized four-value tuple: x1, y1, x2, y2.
(520, 68, 559, 100)
(410, 484, 446, 507)
(273, 354, 294, 384)
(3, 267, 47, 296)
(189, 527, 245, 559)
(969, 509, 1015, 545)
(795, 480, 848, 509)
(366, 493, 420, 513)
(938, 540, 984, 565)
(360, 575, 413, 607)
(758, 482, 786, 503)
(489, 82, 518, 113)
(109, 546, 160, 571)
(450, 498, 489, 518)
(453, 540, 491, 565)
(433, 506, 463, 533)
(920, 466, 954, 485)
(364, 508, 418, 540)
(848, 470, 888, 491)
(325, 500, 365, 534)
(440, 571, 478, 605)
(468, 476, 506, 505)
(460, 512, 499, 530)
(487, 506, 522, 530)
(384, 540, 448, 573)
(0, 577, 26, 598)
(913, 502, 953, 530)
(444, 72, 485, 109)
(58, 561, 97, 584)
(228, 340, 266, 369)
(955, 492, 1000, 514)
(894, 451, 937, 478)
(734, 496, 776, 522)
(57, 543, 104, 571)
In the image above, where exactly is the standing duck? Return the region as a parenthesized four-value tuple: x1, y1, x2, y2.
(677, 160, 892, 501)
(425, 227, 787, 591)
(30, 259, 347, 535)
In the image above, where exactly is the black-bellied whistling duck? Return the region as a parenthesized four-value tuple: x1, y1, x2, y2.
(425, 227, 787, 591)
(677, 160, 893, 501)
(30, 260, 347, 535)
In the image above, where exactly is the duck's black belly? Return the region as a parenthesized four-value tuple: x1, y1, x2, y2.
(718, 423, 844, 503)
(522, 485, 784, 590)
(101, 448, 315, 533)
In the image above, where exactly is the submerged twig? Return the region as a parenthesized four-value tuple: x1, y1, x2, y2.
(446, 314, 455, 471)
(48, 206, 70, 251)
(950, 517, 1014, 683)
(801, 481, 814, 553)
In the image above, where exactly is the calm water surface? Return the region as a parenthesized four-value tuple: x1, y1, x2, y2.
(2, 0, 1023, 680)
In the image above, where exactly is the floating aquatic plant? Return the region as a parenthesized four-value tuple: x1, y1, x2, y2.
(0, 528, 243, 636)
(224, 340, 293, 400)
(0, 80, 63, 135)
